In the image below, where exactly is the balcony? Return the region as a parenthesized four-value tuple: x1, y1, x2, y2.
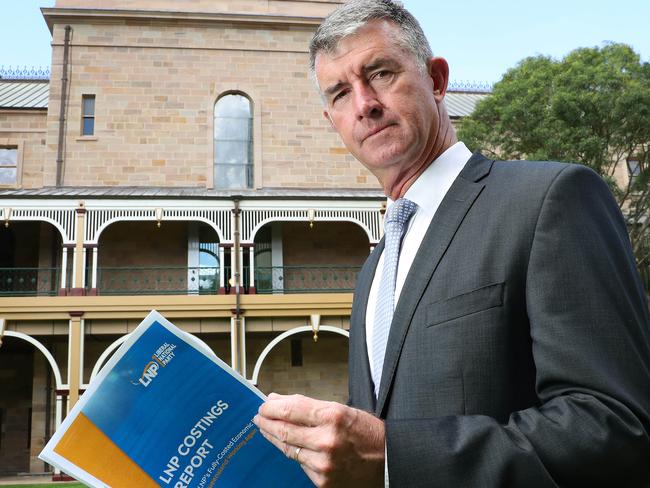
(0, 267, 60, 297)
(96, 266, 219, 295)
(0, 265, 361, 296)
(254, 265, 360, 294)
(97, 265, 360, 295)
(0, 220, 369, 297)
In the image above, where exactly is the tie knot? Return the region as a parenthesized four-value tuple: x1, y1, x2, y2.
(385, 198, 417, 227)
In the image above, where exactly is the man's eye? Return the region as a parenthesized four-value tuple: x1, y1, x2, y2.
(372, 70, 391, 81)
(332, 91, 348, 103)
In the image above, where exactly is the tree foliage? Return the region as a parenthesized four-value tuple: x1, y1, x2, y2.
(459, 43, 650, 277)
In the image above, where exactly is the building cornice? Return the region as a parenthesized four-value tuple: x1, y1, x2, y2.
(0, 187, 385, 201)
(42, 7, 326, 33)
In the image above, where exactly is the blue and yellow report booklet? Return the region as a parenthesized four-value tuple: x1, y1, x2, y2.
(40, 310, 313, 487)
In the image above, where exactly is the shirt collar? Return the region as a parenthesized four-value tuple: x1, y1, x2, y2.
(387, 141, 473, 216)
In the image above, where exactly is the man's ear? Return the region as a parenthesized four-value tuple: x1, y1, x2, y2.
(323, 110, 336, 130)
(427, 57, 450, 101)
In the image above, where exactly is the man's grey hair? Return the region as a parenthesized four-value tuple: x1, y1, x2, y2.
(308, 0, 433, 86)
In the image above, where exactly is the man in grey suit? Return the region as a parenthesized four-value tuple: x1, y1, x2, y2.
(253, 1, 650, 486)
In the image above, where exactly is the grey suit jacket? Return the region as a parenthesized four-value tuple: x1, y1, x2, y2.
(348, 153, 650, 487)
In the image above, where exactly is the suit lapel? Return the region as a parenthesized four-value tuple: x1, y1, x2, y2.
(375, 153, 493, 416)
(350, 239, 384, 411)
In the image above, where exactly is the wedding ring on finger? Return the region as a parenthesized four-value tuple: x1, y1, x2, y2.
(294, 446, 302, 463)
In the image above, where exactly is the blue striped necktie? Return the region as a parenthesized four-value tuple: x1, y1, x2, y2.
(372, 197, 418, 398)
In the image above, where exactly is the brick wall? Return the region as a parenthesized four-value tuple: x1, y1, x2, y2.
(282, 221, 370, 266)
(97, 221, 188, 293)
(248, 332, 348, 403)
(0, 109, 47, 188)
(42, 16, 376, 189)
(98, 221, 187, 267)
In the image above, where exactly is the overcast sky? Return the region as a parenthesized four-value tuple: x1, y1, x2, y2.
(1, 0, 648, 84)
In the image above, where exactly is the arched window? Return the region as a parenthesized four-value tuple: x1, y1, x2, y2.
(214, 93, 253, 189)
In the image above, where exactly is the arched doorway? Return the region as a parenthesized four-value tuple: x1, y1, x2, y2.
(0, 336, 36, 474)
(249, 327, 349, 404)
(0, 333, 65, 475)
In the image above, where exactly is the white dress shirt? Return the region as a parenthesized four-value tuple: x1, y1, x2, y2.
(365, 141, 473, 375)
(365, 142, 472, 487)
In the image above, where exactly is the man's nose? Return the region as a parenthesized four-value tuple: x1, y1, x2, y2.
(354, 85, 382, 120)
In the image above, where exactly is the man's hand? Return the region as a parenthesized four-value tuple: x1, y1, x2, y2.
(253, 393, 385, 487)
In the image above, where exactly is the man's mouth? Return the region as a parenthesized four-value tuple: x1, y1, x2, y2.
(362, 124, 394, 143)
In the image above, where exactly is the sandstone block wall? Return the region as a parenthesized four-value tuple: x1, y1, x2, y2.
(0, 109, 47, 188)
(42, 16, 376, 189)
(248, 332, 348, 403)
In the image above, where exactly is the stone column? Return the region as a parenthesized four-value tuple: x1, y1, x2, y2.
(70, 203, 87, 296)
(230, 315, 246, 376)
(67, 312, 84, 407)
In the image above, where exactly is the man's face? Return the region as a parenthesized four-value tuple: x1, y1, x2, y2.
(315, 20, 447, 190)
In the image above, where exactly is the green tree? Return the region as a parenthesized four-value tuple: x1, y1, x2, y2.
(459, 43, 650, 280)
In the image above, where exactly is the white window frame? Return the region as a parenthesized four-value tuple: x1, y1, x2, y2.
(0, 139, 24, 188)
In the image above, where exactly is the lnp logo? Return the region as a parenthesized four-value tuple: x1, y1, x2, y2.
(132, 342, 177, 387)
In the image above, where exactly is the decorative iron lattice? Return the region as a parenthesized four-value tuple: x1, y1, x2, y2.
(315, 209, 381, 242)
(85, 208, 232, 243)
(254, 265, 361, 294)
(241, 208, 382, 242)
(10, 208, 76, 243)
(96, 266, 220, 296)
(0, 267, 60, 297)
(0, 66, 50, 80)
(241, 209, 307, 241)
(448, 80, 493, 93)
